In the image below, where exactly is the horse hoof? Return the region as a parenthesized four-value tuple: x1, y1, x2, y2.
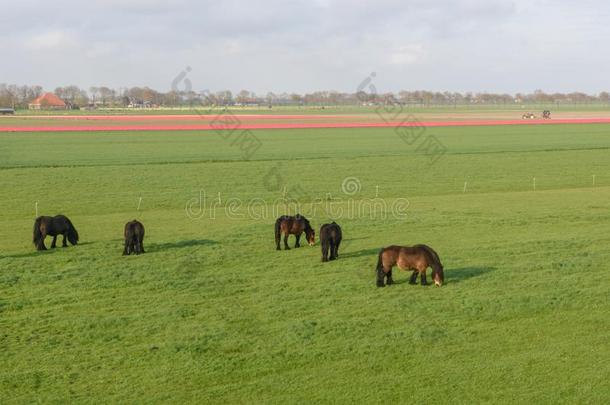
(376, 282, 385, 288)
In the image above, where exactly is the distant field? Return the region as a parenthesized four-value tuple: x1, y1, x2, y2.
(1, 119, 609, 403)
(4, 108, 610, 132)
(9, 103, 610, 116)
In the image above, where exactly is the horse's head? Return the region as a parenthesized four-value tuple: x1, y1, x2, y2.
(432, 266, 444, 287)
(305, 228, 315, 246)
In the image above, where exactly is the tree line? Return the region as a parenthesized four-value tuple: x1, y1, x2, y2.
(1, 83, 609, 109)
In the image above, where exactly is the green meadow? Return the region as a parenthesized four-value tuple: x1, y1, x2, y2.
(1, 123, 609, 403)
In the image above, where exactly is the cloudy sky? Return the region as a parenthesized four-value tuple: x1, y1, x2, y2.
(1, 0, 609, 94)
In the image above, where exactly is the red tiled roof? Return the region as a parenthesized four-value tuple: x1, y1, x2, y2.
(30, 93, 66, 107)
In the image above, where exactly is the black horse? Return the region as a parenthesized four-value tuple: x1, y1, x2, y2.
(123, 220, 145, 255)
(274, 214, 315, 250)
(320, 222, 342, 262)
(33, 215, 79, 251)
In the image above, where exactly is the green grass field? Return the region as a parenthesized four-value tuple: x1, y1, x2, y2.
(1, 123, 609, 403)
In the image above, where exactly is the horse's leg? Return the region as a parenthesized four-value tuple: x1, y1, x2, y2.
(386, 269, 394, 285)
(283, 233, 290, 250)
(136, 235, 144, 255)
(41, 229, 48, 250)
(420, 269, 428, 286)
(135, 236, 141, 255)
(409, 270, 418, 285)
(321, 241, 329, 262)
(295, 233, 301, 248)
(139, 238, 145, 254)
(123, 239, 129, 255)
(62, 233, 68, 247)
(376, 265, 388, 287)
(333, 240, 340, 259)
(37, 232, 47, 251)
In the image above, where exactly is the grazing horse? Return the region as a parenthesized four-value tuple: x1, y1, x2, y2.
(274, 214, 315, 250)
(375, 244, 444, 287)
(123, 220, 145, 255)
(320, 222, 342, 262)
(33, 215, 79, 251)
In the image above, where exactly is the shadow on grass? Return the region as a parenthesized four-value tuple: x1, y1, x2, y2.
(0, 243, 91, 259)
(446, 267, 495, 284)
(381, 267, 495, 286)
(148, 239, 219, 252)
(341, 247, 380, 259)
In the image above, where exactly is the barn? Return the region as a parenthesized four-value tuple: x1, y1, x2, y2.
(28, 93, 67, 110)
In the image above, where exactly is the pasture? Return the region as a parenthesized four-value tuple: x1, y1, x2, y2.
(1, 117, 609, 403)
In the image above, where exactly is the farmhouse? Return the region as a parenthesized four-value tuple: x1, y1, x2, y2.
(28, 93, 67, 110)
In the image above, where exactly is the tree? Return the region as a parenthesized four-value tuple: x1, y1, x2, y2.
(236, 90, 251, 104)
(89, 87, 99, 105)
(98, 87, 114, 106)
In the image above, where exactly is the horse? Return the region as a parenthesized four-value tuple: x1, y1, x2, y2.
(33, 215, 79, 251)
(542, 110, 551, 119)
(320, 222, 342, 262)
(123, 220, 145, 255)
(274, 214, 315, 250)
(375, 244, 444, 287)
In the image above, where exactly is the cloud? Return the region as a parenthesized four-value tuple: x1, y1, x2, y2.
(388, 45, 426, 66)
(1, 0, 609, 93)
(25, 30, 79, 50)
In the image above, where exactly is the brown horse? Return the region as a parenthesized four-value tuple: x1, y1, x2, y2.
(375, 244, 444, 287)
(33, 215, 79, 251)
(275, 215, 315, 250)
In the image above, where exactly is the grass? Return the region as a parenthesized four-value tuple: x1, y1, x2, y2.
(1, 122, 609, 403)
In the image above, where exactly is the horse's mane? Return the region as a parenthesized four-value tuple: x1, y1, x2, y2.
(414, 244, 443, 270)
(296, 214, 313, 231)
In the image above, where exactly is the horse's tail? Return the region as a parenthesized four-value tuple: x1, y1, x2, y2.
(33, 217, 43, 246)
(65, 218, 79, 245)
(376, 248, 384, 272)
(417, 244, 444, 281)
(375, 248, 387, 287)
(274, 217, 282, 245)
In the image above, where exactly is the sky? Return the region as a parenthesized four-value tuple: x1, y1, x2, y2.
(1, 0, 609, 94)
